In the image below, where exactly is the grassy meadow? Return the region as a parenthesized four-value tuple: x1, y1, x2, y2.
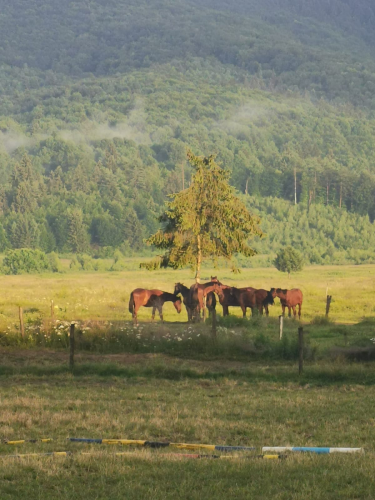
(1, 263, 375, 499)
(0, 262, 374, 328)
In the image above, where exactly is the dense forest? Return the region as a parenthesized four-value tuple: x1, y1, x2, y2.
(1, 0, 375, 266)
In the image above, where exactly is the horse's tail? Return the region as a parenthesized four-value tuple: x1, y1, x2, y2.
(128, 292, 135, 314)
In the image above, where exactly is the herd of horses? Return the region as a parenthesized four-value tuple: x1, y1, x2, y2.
(128, 277, 303, 325)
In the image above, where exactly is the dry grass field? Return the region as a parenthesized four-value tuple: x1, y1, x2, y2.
(1, 264, 375, 499)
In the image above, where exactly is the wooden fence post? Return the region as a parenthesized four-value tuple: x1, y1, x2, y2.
(326, 295, 332, 318)
(51, 300, 55, 322)
(69, 323, 75, 370)
(298, 326, 304, 376)
(279, 315, 284, 340)
(19, 307, 25, 339)
(212, 310, 217, 339)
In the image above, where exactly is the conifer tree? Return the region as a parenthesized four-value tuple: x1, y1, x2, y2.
(11, 154, 37, 214)
(143, 152, 263, 281)
(67, 209, 89, 253)
(274, 246, 304, 278)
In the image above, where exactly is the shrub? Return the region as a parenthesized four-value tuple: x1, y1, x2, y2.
(69, 256, 81, 271)
(274, 246, 304, 277)
(47, 252, 63, 273)
(2, 248, 52, 275)
(77, 254, 95, 271)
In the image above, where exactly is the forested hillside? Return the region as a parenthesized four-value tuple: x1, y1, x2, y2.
(0, 0, 375, 264)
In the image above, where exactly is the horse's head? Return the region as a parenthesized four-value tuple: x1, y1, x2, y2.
(173, 296, 182, 314)
(174, 283, 182, 295)
(274, 288, 287, 299)
(210, 276, 219, 282)
(264, 290, 275, 306)
(210, 280, 223, 294)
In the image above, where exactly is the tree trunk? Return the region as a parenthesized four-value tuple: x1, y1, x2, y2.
(181, 162, 185, 191)
(314, 171, 317, 201)
(308, 189, 313, 213)
(245, 177, 249, 195)
(339, 182, 342, 208)
(195, 234, 202, 283)
(294, 168, 297, 205)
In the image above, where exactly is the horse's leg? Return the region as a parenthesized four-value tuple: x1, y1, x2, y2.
(282, 305, 285, 317)
(265, 305, 269, 317)
(151, 307, 156, 322)
(242, 306, 246, 318)
(292, 306, 297, 319)
(259, 305, 263, 315)
(223, 305, 229, 316)
(298, 303, 302, 319)
(288, 307, 292, 318)
(158, 305, 163, 323)
(133, 304, 139, 326)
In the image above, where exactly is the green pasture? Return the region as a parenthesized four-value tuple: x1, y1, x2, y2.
(1, 264, 375, 498)
(1, 354, 375, 499)
(0, 263, 374, 329)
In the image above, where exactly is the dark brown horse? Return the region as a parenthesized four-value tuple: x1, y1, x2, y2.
(174, 282, 216, 322)
(214, 284, 240, 316)
(271, 288, 303, 319)
(228, 287, 257, 317)
(129, 289, 182, 325)
(211, 277, 274, 317)
(174, 283, 197, 322)
(188, 281, 222, 321)
(251, 288, 275, 316)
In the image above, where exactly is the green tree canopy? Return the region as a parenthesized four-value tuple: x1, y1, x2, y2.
(143, 152, 263, 280)
(274, 246, 304, 277)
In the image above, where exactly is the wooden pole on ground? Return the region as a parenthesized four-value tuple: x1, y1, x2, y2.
(51, 300, 55, 322)
(19, 307, 24, 339)
(298, 326, 304, 376)
(279, 315, 284, 340)
(69, 323, 75, 370)
(326, 295, 332, 318)
(212, 310, 217, 339)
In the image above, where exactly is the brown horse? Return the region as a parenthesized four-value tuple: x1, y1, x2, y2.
(228, 287, 257, 317)
(174, 283, 198, 322)
(206, 292, 216, 317)
(252, 289, 275, 316)
(271, 288, 303, 319)
(129, 289, 182, 325)
(211, 277, 273, 316)
(188, 281, 222, 321)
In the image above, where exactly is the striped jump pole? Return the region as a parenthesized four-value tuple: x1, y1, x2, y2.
(69, 438, 256, 452)
(262, 447, 363, 454)
(0, 452, 71, 459)
(0, 451, 286, 461)
(2, 439, 53, 445)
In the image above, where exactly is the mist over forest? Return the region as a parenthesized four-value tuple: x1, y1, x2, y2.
(1, 0, 375, 266)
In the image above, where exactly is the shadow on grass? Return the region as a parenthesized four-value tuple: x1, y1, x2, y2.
(1, 361, 375, 386)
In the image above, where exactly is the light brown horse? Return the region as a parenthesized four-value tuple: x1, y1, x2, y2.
(129, 289, 182, 325)
(188, 281, 222, 321)
(271, 288, 303, 319)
